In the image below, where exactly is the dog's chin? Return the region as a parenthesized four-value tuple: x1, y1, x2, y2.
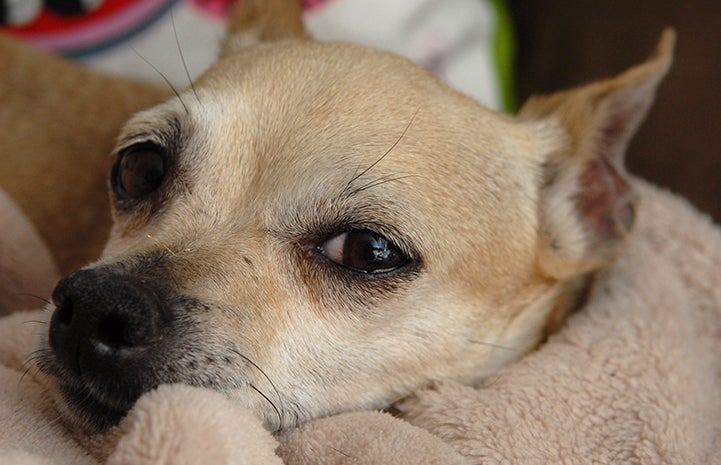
(56, 381, 134, 434)
(29, 377, 131, 462)
(33, 361, 127, 435)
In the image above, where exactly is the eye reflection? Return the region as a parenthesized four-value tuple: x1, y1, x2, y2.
(111, 144, 166, 200)
(320, 230, 410, 274)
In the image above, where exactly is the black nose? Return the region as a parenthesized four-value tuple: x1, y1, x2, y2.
(49, 268, 164, 376)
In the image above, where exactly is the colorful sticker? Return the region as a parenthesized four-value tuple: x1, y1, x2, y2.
(1, 0, 179, 56)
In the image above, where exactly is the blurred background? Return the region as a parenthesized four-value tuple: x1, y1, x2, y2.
(510, 1, 721, 223)
(2, 0, 719, 221)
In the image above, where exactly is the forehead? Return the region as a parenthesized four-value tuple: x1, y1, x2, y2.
(191, 41, 455, 165)
(178, 42, 514, 196)
(117, 41, 540, 267)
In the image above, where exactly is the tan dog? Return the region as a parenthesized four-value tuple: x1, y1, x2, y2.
(33, 1, 674, 436)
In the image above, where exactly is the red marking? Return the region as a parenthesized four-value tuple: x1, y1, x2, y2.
(3, 0, 134, 34)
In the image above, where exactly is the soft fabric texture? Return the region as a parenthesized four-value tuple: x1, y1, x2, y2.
(0, 180, 719, 464)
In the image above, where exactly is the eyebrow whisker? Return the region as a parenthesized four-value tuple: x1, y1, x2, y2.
(171, 9, 201, 106)
(130, 46, 190, 114)
(345, 109, 419, 192)
(349, 174, 417, 196)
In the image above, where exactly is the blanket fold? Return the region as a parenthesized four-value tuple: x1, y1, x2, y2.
(399, 181, 721, 463)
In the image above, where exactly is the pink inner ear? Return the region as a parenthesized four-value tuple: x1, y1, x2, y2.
(575, 156, 636, 241)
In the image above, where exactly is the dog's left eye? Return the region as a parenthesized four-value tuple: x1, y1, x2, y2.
(320, 230, 410, 274)
(111, 144, 166, 200)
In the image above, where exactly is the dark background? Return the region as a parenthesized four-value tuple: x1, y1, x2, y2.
(510, 1, 721, 222)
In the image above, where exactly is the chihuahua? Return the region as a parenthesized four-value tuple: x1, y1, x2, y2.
(36, 0, 673, 435)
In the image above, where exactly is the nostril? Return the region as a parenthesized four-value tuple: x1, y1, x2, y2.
(50, 269, 163, 371)
(96, 315, 130, 350)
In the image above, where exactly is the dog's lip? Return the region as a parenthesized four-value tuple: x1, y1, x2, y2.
(59, 380, 136, 431)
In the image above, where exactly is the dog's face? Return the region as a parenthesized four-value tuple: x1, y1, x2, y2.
(38, 29, 674, 434)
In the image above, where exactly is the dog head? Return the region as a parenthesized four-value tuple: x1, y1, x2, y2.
(38, 2, 674, 434)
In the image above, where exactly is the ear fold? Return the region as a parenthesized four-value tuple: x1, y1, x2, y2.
(221, 0, 310, 57)
(521, 29, 675, 280)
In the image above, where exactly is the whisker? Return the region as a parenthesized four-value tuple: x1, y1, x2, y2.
(480, 374, 503, 389)
(44, 414, 65, 429)
(468, 340, 522, 352)
(345, 109, 419, 192)
(21, 320, 48, 326)
(249, 383, 282, 428)
(12, 293, 52, 306)
(23, 347, 48, 361)
(18, 363, 38, 388)
(18, 348, 50, 388)
(146, 234, 177, 257)
(130, 46, 189, 114)
(170, 9, 200, 105)
(329, 446, 352, 458)
(229, 347, 285, 426)
(349, 174, 417, 196)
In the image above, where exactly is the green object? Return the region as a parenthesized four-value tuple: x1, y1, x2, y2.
(488, 0, 516, 114)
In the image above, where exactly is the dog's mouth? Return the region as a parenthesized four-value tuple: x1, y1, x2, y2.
(57, 380, 135, 432)
(37, 348, 159, 433)
(40, 267, 270, 431)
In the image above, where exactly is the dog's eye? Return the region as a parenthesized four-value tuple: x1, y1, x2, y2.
(112, 144, 166, 200)
(320, 230, 410, 274)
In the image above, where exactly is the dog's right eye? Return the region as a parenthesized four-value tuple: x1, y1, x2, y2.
(319, 230, 411, 275)
(111, 144, 166, 200)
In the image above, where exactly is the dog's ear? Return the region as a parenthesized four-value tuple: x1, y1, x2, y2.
(520, 29, 675, 280)
(221, 0, 310, 57)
